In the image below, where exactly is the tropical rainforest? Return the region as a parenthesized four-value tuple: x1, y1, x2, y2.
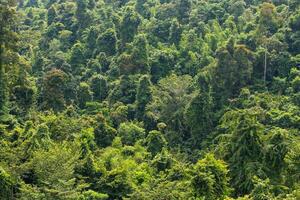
(0, 0, 300, 199)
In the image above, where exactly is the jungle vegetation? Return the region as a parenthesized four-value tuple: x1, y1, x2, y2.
(0, 0, 300, 199)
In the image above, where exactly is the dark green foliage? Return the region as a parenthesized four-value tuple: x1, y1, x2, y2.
(78, 82, 93, 108)
(118, 34, 150, 74)
(90, 75, 108, 101)
(135, 0, 150, 18)
(264, 128, 289, 179)
(86, 26, 98, 57)
(213, 39, 253, 107)
(148, 74, 193, 145)
(177, 0, 191, 23)
(94, 114, 117, 148)
(151, 148, 173, 171)
(185, 71, 214, 145)
(185, 89, 214, 146)
(110, 103, 129, 127)
(119, 7, 141, 50)
(110, 75, 138, 104)
(0, 64, 8, 118)
(146, 130, 167, 155)
(47, 5, 57, 25)
(0, 0, 18, 121)
(41, 69, 67, 112)
(257, 3, 278, 35)
(97, 28, 117, 56)
(25, 0, 39, 7)
(168, 18, 181, 45)
(135, 75, 152, 120)
(12, 69, 35, 115)
(30, 142, 82, 199)
(289, 9, 300, 54)
(75, 0, 91, 29)
(149, 46, 178, 83)
(219, 108, 265, 195)
(80, 190, 108, 200)
(69, 42, 85, 75)
(0, 167, 14, 199)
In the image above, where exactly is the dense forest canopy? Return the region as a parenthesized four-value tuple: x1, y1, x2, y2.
(0, 0, 300, 199)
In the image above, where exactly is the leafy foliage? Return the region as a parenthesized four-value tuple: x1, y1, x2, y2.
(0, 0, 300, 199)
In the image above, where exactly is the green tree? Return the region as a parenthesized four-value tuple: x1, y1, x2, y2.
(219, 108, 265, 195)
(135, 0, 150, 18)
(110, 103, 129, 127)
(192, 153, 231, 199)
(0, 167, 14, 199)
(229, 0, 246, 20)
(0, 61, 8, 118)
(119, 7, 141, 50)
(213, 39, 253, 108)
(146, 130, 167, 156)
(149, 46, 179, 83)
(135, 75, 152, 120)
(75, 0, 91, 29)
(41, 69, 67, 112)
(284, 141, 300, 189)
(30, 142, 82, 199)
(289, 8, 300, 54)
(0, 0, 18, 120)
(25, 0, 39, 7)
(257, 3, 278, 36)
(97, 28, 117, 56)
(69, 42, 85, 75)
(78, 82, 93, 109)
(168, 18, 181, 45)
(86, 26, 98, 57)
(264, 128, 289, 181)
(249, 177, 274, 200)
(117, 122, 145, 145)
(12, 66, 35, 115)
(94, 114, 117, 148)
(131, 34, 150, 74)
(151, 148, 173, 171)
(27, 124, 52, 152)
(147, 74, 194, 145)
(177, 0, 191, 23)
(90, 75, 108, 102)
(47, 5, 57, 25)
(109, 75, 137, 104)
(185, 88, 214, 146)
(118, 34, 149, 74)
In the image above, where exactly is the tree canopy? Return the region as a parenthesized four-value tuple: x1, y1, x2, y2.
(0, 0, 300, 199)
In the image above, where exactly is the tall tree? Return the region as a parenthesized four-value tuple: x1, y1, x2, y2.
(219, 108, 265, 196)
(118, 34, 149, 74)
(185, 72, 214, 147)
(97, 28, 117, 56)
(47, 5, 57, 25)
(75, 0, 91, 30)
(78, 82, 93, 109)
(90, 74, 108, 102)
(135, 75, 152, 120)
(119, 7, 141, 50)
(213, 38, 253, 108)
(177, 0, 191, 23)
(69, 42, 85, 75)
(0, 0, 18, 120)
(85, 26, 98, 57)
(41, 69, 67, 112)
